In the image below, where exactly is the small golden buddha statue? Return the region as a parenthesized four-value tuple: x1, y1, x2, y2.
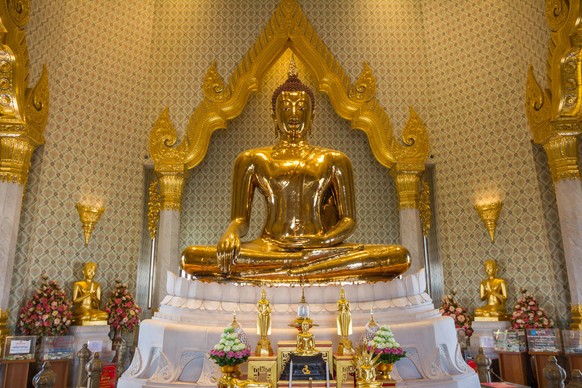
(294, 320, 319, 356)
(72, 262, 108, 325)
(353, 344, 382, 388)
(474, 259, 509, 320)
(181, 61, 410, 285)
(337, 288, 354, 355)
(255, 289, 274, 356)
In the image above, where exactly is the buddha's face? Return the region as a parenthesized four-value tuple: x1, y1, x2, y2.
(274, 90, 312, 140)
(485, 261, 497, 276)
(84, 264, 96, 280)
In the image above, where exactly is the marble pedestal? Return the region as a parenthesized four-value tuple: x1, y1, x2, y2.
(469, 320, 511, 359)
(118, 269, 479, 388)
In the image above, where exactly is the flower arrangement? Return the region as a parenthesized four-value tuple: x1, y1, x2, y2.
(209, 326, 251, 366)
(104, 280, 142, 333)
(439, 290, 474, 338)
(367, 325, 406, 364)
(17, 275, 72, 336)
(510, 288, 554, 330)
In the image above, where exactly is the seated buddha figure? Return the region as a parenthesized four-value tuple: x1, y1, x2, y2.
(181, 66, 411, 284)
(474, 259, 509, 320)
(72, 262, 109, 325)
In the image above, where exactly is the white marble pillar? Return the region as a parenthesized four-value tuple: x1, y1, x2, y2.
(153, 209, 181, 307)
(554, 179, 582, 316)
(400, 207, 425, 275)
(0, 181, 24, 309)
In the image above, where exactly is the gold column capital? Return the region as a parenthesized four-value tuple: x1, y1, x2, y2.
(156, 169, 188, 212)
(543, 134, 581, 182)
(571, 303, 582, 330)
(392, 169, 423, 210)
(0, 136, 35, 185)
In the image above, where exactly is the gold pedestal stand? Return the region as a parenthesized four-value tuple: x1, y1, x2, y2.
(248, 355, 278, 388)
(333, 354, 355, 388)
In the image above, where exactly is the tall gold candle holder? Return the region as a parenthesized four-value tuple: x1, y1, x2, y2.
(474, 201, 502, 242)
(0, 308, 9, 358)
(76, 202, 105, 246)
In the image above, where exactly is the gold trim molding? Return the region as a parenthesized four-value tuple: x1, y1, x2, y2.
(149, 0, 430, 203)
(525, 1, 581, 182)
(571, 303, 582, 330)
(392, 171, 422, 210)
(0, 1, 49, 187)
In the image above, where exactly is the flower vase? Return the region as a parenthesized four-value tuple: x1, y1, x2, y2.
(219, 364, 240, 388)
(375, 363, 394, 381)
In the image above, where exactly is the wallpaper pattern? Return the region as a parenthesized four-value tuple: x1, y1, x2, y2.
(8, 0, 573, 327)
(9, 1, 156, 325)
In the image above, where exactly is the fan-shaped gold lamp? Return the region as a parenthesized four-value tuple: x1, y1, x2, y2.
(76, 202, 105, 246)
(475, 201, 502, 242)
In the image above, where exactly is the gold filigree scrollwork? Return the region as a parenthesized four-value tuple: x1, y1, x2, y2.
(419, 173, 431, 236)
(147, 178, 161, 239)
(203, 61, 231, 102)
(543, 135, 582, 181)
(525, 66, 553, 144)
(545, 0, 569, 32)
(391, 107, 430, 179)
(560, 47, 582, 117)
(149, 108, 189, 165)
(349, 63, 376, 103)
(7, 0, 30, 29)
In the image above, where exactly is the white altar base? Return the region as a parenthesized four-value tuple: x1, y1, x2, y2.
(118, 269, 479, 388)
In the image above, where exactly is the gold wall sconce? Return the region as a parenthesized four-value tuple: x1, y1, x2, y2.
(76, 202, 105, 246)
(474, 200, 503, 243)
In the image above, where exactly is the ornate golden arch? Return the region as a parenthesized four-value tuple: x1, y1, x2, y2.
(149, 0, 430, 210)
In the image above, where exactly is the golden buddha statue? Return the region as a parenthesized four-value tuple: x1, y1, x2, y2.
(474, 259, 509, 320)
(181, 63, 410, 285)
(255, 289, 274, 356)
(294, 320, 319, 356)
(337, 287, 354, 355)
(72, 262, 109, 325)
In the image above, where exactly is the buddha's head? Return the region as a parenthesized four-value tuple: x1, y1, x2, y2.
(83, 261, 97, 280)
(484, 259, 497, 277)
(272, 64, 315, 140)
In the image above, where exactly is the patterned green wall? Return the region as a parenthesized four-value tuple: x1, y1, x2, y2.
(9, 0, 572, 327)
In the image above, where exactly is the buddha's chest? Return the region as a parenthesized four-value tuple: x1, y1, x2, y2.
(257, 158, 330, 194)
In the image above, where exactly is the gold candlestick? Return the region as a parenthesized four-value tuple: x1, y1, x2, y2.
(76, 202, 105, 246)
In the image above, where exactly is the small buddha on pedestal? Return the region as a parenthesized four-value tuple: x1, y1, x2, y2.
(474, 259, 509, 321)
(71, 262, 108, 325)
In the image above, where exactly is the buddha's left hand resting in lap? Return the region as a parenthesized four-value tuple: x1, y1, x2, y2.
(181, 66, 410, 285)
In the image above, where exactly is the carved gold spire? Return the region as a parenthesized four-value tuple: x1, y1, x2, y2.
(474, 201, 502, 243)
(148, 0, 430, 203)
(525, 2, 582, 183)
(0, 1, 50, 187)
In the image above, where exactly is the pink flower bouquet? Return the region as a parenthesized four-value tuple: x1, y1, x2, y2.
(17, 275, 72, 336)
(209, 326, 251, 367)
(439, 290, 474, 337)
(510, 289, 554, 330)
(104, 280, 142, 333)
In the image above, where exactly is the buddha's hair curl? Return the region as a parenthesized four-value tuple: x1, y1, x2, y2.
(271, 75, 315, 114)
